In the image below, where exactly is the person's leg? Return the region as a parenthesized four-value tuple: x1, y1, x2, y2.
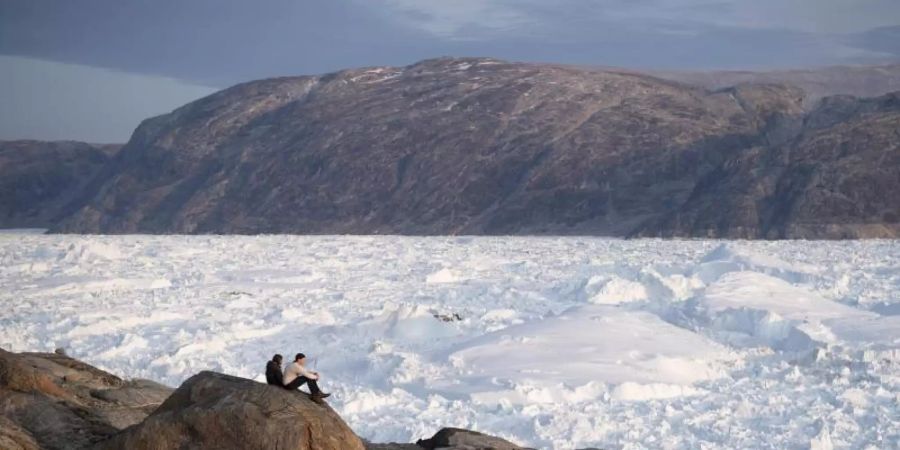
(301, 377, 321, 395)
(285, 376, 329, 399)
(284, 377, 306, 390)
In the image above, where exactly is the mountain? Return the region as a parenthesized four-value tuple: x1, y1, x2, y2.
(31, 58, 900, 238)
(0, 140, 118, 229)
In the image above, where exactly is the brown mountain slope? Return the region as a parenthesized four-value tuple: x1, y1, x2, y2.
(0, 140, 118, 229)
(50, 58, 899, 238)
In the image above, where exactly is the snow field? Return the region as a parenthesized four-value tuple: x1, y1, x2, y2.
(0, 234, 898, 448)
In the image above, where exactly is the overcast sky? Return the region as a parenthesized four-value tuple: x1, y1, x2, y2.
(1, 0, 899, 142)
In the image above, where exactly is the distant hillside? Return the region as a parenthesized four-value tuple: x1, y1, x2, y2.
(636, 92, 900, 238)
(44, 58, 899, 238)
(653, 64, 900, 102)
(0, 140, 118, 229)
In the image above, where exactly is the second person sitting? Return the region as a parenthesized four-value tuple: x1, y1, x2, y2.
(283, 352, 331, 402)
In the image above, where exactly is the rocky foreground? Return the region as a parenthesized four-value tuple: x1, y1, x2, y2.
(0, 348, 565, 450)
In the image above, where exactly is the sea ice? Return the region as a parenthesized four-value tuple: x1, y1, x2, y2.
(1, 233, 897, 449)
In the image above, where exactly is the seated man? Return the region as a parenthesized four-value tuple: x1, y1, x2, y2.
(283, 353, 331, 402)
(265, 354, 284, 386)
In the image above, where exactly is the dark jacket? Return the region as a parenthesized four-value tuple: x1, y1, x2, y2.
(265, 360, 284, 386)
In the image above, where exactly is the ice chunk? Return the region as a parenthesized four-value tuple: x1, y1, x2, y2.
(695, 243, 820, 284)
(587, 277, 649, 305)
(447, 305, 733, 388)
(699, 271, 877, 351)
(426, 268, 462, 284)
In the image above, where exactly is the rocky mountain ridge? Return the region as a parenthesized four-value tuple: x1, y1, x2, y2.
(3, 58, 898, 238)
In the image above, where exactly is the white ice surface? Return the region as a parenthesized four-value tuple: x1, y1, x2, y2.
(1, 235, 898, 449)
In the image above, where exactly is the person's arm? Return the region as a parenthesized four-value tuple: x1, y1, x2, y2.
(300, 365, 319, 380)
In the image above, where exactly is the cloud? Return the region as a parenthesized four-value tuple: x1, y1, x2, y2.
(381, 0, 530, 37)
(0, 1, 897, 86)
(0, 0, 435, 86)
(851, 25, 900, 57)
(376, 0, 900, 37)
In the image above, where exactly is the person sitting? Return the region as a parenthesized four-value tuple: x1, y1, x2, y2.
(265, 354, 284, 386)
(283, 352, 331, 402)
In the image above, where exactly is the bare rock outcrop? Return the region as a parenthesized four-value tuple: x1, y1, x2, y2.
(0, 348, 172, 449)
(95, 371, 365, 450)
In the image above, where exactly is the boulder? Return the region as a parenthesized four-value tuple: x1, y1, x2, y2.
(0, 348, 173, 449)
(366, 428, 530, 450)
(95, 371, 365, 450)
(416, 428, 526, 450)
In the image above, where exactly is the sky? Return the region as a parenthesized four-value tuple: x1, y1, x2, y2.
(1, 0, 899, 142)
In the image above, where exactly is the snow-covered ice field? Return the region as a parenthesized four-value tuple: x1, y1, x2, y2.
(1, 233, 898, 449)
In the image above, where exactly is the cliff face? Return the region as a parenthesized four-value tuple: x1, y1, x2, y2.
(41, 58, 900, 238)
(0, 141, 117, 229)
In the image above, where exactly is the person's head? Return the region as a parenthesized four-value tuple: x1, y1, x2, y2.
(294, 353, 306, 364)
(272, 354, 283, 364)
